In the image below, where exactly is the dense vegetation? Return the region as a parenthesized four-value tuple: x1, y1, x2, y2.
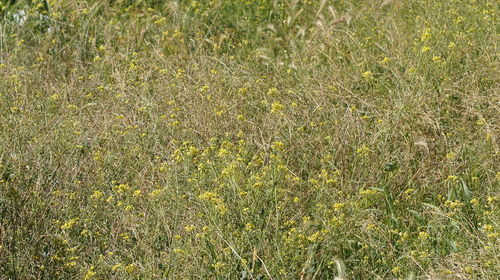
(0, 0, 498, 279)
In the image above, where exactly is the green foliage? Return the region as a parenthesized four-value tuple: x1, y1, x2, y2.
(0, 0, 499, 279)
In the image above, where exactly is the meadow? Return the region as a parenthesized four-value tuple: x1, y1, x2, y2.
(0, 0, 498, 279)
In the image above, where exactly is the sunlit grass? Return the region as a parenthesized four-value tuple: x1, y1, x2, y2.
(0, 0, 498, 279)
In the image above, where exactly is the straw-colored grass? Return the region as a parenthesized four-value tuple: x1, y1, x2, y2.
(1, 0, 498, 279)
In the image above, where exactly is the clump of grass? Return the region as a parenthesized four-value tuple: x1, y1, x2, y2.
(1, 0, 498, 279)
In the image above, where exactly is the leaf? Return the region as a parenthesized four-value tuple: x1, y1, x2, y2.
(333, 258, 347, 279)
(240, 270, 248, 280)
(369, 187, 384, 192)
(384, 162, 398, 172)
(381, 0, 394, 9)
(405, 272, 416, 280)
(422, 202, 442, 213)
(413, 136, 429, 153)
(461, 179, 471, 202)
(409, 210, 426, 224)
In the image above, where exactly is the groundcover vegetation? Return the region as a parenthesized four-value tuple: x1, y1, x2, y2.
(0, 0, 498, 279)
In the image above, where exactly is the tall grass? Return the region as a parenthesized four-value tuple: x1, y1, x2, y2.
(1, 0, 498, 279)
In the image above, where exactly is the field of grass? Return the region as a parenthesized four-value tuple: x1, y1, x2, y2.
(0, 0, 499, 279)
